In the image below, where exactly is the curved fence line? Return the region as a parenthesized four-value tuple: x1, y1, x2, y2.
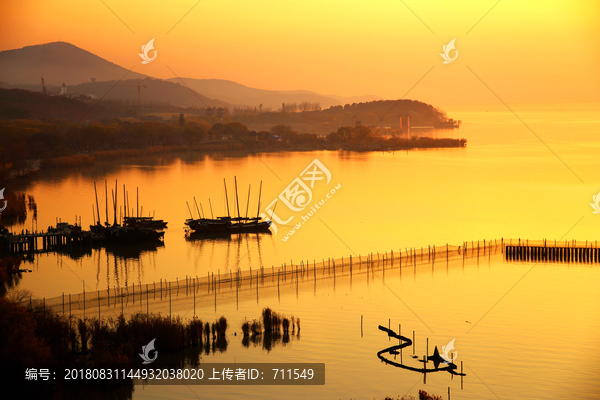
(38, 238, 596, 316)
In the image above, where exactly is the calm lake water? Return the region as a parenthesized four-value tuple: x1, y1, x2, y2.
(9, 103, 600, 399)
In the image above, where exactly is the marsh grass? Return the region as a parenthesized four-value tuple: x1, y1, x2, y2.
(240, 308, 300, 351)
(384, 390, 444, 400)
(250, 319, 262, 335)
(241, 319, 250, 336)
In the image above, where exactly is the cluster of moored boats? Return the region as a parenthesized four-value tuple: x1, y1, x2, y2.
(90, 178, 271, 245)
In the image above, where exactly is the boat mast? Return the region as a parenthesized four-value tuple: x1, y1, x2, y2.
(186, 201, 193, 219)
(193, 196, 201, 219)
(123, 184, 126, 218)
(245, 184, 251, 218)
(111, 190, 116, 226)
(94, 182, 100, 225)
(223, 179, 230, 217)
(209, 199, 214, 219)
(113, 179, 118, 226)
(234, 176, 241, 219)
(137, 187, 139, 218)
(256, 181, 263, 219)
(105, 180, 108, 225)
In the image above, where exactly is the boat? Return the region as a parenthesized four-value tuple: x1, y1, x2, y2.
(184, 178, 272, 236)
(90, 180, 164, 244)
(185, 216, 271, 234)
(103, 225, 164, 243)
(123, 216, 168, 229)
(122, 187, 168, 229)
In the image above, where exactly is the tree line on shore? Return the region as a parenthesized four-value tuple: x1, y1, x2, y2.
(0, 116, 465, 179)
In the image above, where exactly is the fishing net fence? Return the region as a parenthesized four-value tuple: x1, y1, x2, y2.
(37, 238, 596, 317)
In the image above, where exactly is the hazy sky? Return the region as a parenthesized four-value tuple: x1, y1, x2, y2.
(1, 0, 599, 104)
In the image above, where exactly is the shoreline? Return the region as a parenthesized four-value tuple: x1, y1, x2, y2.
(10, 136, 467, 178)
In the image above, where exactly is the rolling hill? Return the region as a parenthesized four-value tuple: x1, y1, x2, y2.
(69, 78, 232, 109)
(166, 78, 343, 109)
(0, 42, 382, 111)
(0, 41, 148, 86)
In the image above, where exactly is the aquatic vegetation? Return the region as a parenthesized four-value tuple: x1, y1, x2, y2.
(250, 319, 262, 335)
(241, 319, 250, 336)
(384, 391, 443, 400)
(217, 316, 228, 338)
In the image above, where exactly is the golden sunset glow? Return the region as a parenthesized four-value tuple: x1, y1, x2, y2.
(1, 1, 600, 399)
(1, 0, 599, 103)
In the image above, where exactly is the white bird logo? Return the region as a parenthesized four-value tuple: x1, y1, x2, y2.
(591, 191, 600, 214)
(440, 39, 458, 64)
(0, 188, 6, 213)
(440, 338, 458, 364)
(139, 338, 158, 364)
(139, 38, 157, 64)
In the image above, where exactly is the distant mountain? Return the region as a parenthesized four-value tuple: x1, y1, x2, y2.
(0, 42, 149, 86)
(69, 78, 232, 109)
(166, 78, 342, 109)
(0, 42, 381, 111)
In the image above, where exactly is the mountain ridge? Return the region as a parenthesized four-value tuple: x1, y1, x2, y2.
(0, 42, 382, 110)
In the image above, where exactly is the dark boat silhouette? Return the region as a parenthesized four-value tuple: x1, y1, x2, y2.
(184, 177, 271, 236)
(123, 216, 168, 229)
(90, 223, 164, 243)
(90, 180, 164, 244)
(185, 216, 271, 234)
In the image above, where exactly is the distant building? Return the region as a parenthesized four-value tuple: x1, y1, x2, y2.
(60, 83, 67, 95)
(91, 78, 96, 83)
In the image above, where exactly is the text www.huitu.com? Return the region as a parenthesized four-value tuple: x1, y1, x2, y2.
(281, 183, 341, 241)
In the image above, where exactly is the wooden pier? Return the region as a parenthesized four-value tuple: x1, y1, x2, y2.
(504, 239, 598, 263)
(0, 229, 95, 253)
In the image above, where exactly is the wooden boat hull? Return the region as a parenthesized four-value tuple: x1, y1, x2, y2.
(185, 218, 271, 234)
(90, 224, 164, 243)
(123, 217, 168, 229)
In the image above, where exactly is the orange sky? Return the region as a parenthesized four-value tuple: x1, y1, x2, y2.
(1, 0, 599, 104)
